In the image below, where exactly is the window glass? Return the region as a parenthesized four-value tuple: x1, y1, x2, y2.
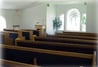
(81, 13, 86, 32)
(66, 8, 80, 32)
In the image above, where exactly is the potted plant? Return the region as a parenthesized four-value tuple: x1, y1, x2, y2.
(53, 16, 62, 32)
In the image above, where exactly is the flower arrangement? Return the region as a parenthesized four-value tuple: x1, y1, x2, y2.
(53, 16, 62, 31)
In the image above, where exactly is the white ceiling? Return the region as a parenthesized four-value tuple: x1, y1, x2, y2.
(1, 1, 40, 10)
(0, 0, 95, 10)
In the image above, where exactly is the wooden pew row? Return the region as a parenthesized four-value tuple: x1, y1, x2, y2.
(1, 59, 39, 67)
(4, 29, 97, 38)
(16, 39, 96, 54)
(3, 30, 97, 45)
(56, 32, 98, 37)
(17, 30, 98, 45)
(3, 31, 35, 45)
(3, 45, 93, 59)
(4, 29, 40, 36)
(4, 31, 18, 45)
(3, 31, 97, 45)
(47, 34, 98, 40)
(2, 45, 95, 67)
(35, 37, 97, 45)
(16, 30, 97, 45)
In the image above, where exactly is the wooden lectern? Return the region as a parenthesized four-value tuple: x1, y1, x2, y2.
(35, 25, 43, 30)
(35, 25, 45, 36)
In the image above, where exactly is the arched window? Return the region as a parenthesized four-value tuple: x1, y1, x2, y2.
(0, 16, 6, 31)
(81, 13, 86, 32)
(66, 8, 80, 31)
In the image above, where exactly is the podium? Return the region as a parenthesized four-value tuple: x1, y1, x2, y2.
(35, 25, 45, 36)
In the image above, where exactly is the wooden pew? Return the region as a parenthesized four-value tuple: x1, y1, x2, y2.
(3, 30, 97, 47)
(14, 31, 97, 54)
(35, 37, 97, 45)
(17, 30, 98, 46)
(3, 29, 40, 36)
(47, 35, 98, 40)
(16, 39, 96, 54)
(3, 30, 35, 45)
(15, 30, 95, 46)
(3, 30, 97, 46)
(2, 45, 94, 67)
(1, 59, 39, 67)
(21, 29, 40, 36)
(56, 32, 97, 37)
(3, 31, 18, 45)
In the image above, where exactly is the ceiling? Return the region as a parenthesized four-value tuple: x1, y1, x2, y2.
(0, 0, 95, 10)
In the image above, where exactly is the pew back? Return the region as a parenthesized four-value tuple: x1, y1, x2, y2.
(56, 32, 97, 37)
(47, 35, 98, 40)
(4, 31, 18, 45)
(35, 37, 97, 45)
(2, 59, 39, 67)
(2, 45, 94, 67)
(16, 39, 96, 54)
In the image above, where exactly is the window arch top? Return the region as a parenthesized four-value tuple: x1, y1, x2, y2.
(66, 8, 80, 31)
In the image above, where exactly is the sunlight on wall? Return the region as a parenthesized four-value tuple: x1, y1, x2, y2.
(58, 14, 64, 31)
(0, 16, 6, 31)
(0, 0, 5, 65)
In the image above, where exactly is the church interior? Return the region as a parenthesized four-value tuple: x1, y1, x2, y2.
(0, 0, 97, 67)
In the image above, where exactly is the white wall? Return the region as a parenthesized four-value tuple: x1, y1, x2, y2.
(55, 4, 86, 16)
(0, 2, 97, 33)
(86, 1, 97, 33)
(0, 9, 21, 29)
(55, 4, 87, 32)
(21, 4, 46, 29)
(96, 0, 98, 33)
(46, 4, 56, 34)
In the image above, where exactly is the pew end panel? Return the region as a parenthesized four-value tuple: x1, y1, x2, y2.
(4, 31, 18, 45)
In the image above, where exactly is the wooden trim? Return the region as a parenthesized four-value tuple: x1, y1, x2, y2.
(1, 59, 39, 67)
(2, 45, 93, 59)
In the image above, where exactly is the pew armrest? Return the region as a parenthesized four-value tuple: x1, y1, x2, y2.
(15, 37, 25, 45)
(1, 59, 39, 67)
